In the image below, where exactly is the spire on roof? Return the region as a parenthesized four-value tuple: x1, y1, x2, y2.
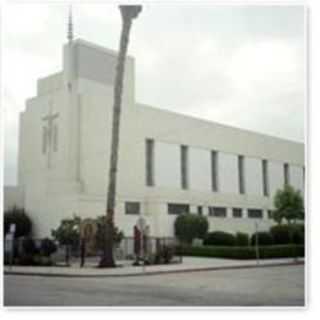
(67, 5, 73, 43)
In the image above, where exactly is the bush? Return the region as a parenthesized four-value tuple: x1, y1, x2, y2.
(22, 238, 38, 255)
(4, 207, 32, 238)
(179, 245, 304, 260)
(292, 224, 305, 245)
(174, 214, 209, 244)
(41, 238, 57, 257)
(204, 231, 236, 246)
(270, 224, 305, 245)
(235, 232, 249, 246)
(251, 232, 274, 246)
(270, 225, 291, 244)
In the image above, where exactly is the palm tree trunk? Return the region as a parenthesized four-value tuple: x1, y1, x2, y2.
(99, 6, 142, 268)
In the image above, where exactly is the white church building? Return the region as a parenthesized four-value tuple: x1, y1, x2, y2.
(4, 36, 305, 238)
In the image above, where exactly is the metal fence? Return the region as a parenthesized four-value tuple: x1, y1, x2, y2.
(4, 236, 183, 267)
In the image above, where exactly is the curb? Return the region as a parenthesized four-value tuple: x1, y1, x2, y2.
(4, 261, 304, 278)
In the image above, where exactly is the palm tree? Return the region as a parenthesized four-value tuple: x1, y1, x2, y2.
(99, 5, 142, 268)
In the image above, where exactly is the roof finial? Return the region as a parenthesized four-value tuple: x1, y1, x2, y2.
(67, 5, 73, 43)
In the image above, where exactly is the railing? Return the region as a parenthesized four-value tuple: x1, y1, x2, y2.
(4, 236, 183, 267)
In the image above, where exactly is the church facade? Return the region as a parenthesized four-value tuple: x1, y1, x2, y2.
(7, 38, 305, 238)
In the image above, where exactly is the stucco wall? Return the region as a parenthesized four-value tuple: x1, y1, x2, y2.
(14, 39, 305, 238)
(3, 186, 24, 211)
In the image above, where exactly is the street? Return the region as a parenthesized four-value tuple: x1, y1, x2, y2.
(4, 265, 304, 307)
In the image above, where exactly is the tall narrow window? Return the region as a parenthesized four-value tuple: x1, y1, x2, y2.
(284, 163, 290, 186)
(146, 139, 154, 186)
(262, 159, 269, 197)
(181, 145, 188, 189)
(238, 155, 245, 194)
(53, 124, 58, 152)
(211, 150, 218, 192)
(42, 126, 47, 154)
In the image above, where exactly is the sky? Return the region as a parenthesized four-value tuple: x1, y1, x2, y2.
(2, 3, 305, 186)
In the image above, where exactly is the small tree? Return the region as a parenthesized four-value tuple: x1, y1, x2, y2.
(4, 206, 32, 238)
(273, 185, 304, 224)
(174, 213, 209, 245)
(51, 215, 80, 265)
(51, 215, 81, 246)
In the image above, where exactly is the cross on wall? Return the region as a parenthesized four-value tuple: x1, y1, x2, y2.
(42, 100, 59, 168)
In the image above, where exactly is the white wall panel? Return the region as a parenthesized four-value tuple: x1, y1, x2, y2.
(219, 152, 239, 194)
(154, 141, 180, 188)
(290, 165, 304, 193)
(189, 147, 211, 191)
(269, 161, 284, 196)
(246, 157, 263, 196)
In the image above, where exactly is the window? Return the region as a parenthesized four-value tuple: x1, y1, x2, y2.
(146, 139, 154, 186)
(53, 124, 58, 152)
(181, 145, 189, 189)
(248, 209, 263, 219)
(209, 207, 227, 218)
(197, 206, 203, 216)
(42, 126, 47, 154)
(168, 203, 190, 215)
(262, 159, 269, 196)
(211, 150, 218, 192)
(238, 155, 245, 194)
(268, 210, 273, 219)
(125, 202, 140, 215)
(232, 208, 242, 218)
(284, 163, 290, 186)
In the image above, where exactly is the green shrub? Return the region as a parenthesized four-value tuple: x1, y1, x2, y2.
(251, 232, 274, 246)
(4, 207, 32, 238)
(292, 224, 305, 245)
(270, 224, 305, 245)
(179, 245, 304, 260)
(235, 232, 249, 246)
(174, 214, 209, 244)
(22, 238, 38, 255)
(204, 231, 236, 246)
(40, 238, 57, 257)
(270, 225, 291, 244)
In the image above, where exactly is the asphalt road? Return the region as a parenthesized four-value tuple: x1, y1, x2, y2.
(4, 265, 305, 307)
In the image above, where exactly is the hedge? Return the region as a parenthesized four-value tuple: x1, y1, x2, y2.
(235, 232, 249, 247)
(204, 231, 236, 246)
(270, 224, 305, 245)
(178, 245, 304, 260)
(251, 232, 274, 246)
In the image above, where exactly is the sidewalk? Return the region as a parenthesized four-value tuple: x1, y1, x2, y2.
(3, 257, 304, 278)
